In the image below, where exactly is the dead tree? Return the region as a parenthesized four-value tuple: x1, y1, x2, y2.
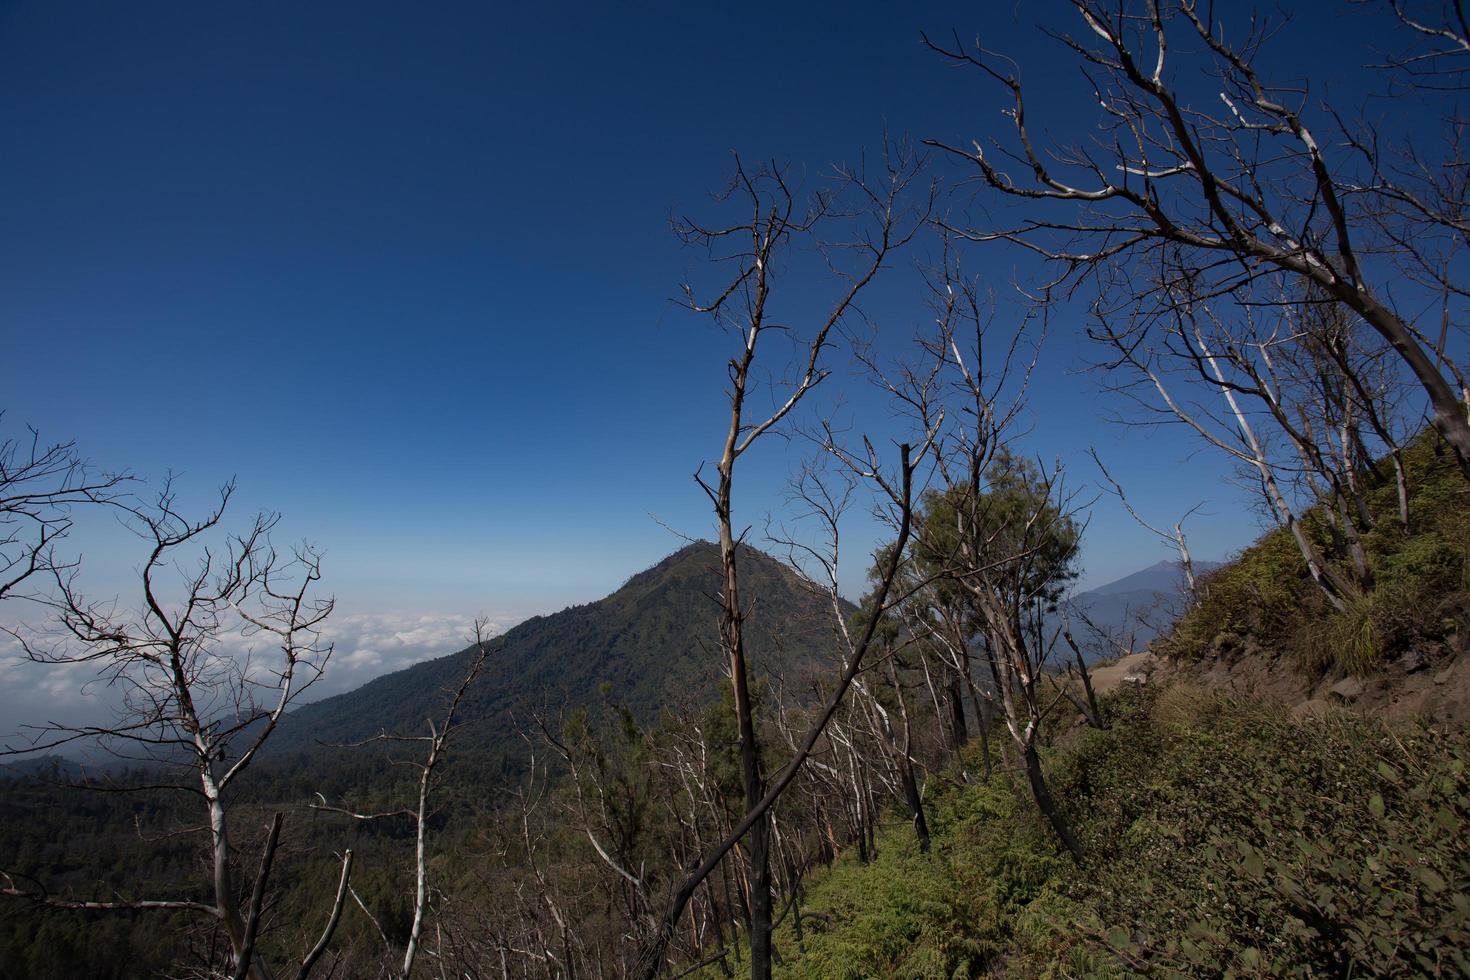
(880, 652, 932, 851)
(923, 1, 1470, 479)
(312, 621, 492, 980)
(1056, 622, 1108, 731)
(773, 466, 938, 853)
(917, 602, 997, 780)
(632, 430, 933, 979)
(1090, 448, 1204, 602)
(537, 695, 666, 975)
(857, 246, 1085, 860)
(1092, 295, 1362, 610)
(675, 145, 931, 979)
(442, 729, 595, 979)
(1, 480, 341, 980)
(0, 418, 129, 602)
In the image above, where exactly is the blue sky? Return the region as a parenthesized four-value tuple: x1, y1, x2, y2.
(0, 1, 1417, 715)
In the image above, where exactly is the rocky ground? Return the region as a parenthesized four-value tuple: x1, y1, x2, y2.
(1087, 640, 1470, 726)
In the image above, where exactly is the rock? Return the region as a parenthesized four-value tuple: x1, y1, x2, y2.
(1434, 666, 1455, 685)
(1400, 649, 1430, 674)
(1328, 677, 1364, 701)
(1122, 673, 1148, 687)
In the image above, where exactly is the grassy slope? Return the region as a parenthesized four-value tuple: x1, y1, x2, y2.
(745, 440, 1470, 977)
(763, 689, 1469, 978)
(1158, 433, 1469, 676)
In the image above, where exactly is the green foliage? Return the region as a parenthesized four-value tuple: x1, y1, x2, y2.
(1158, 433, 1470, 675)
(1050, 688, 1470, 977)
(563, 699, 658, 880)
(773, 763, 1055, 979)
(1160, 524, 1315, 661)
(0, 907, 186, 979)
(765, 688, 1470, 977)
(913, 452, 1081, 612)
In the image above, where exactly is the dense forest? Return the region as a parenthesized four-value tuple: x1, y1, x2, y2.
(4, 1, 1470, 977)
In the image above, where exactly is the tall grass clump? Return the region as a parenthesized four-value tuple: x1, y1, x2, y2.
(1158, 433, 1469, 675)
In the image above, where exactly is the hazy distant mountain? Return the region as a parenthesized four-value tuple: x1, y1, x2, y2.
(268, 541, 848, 759)
(1060, 559, 1222, 660)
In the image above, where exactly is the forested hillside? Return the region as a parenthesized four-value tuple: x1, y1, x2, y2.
(267, 541, 848, 760)
(5, 441, 1465, 978)
(0, 542, 857, 977)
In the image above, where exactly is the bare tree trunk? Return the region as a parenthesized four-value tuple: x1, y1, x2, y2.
(946, 675, 968, 751)
(976, 712, 993, 782)
(704, 877, 733, 978)
(402, 739, 434, 979)
(1061, 630, 1107, 731)
(883, 659, 930, 852)
(1392, 448, 1410, 533)
(895, 755, 930, 853)
(982, 615, 1084, 862)
(1022, 741, 1083, 862)
(721, 863, 743, 968)
(716, 517, 772, 979)
(1338, 290, 1470, 481)
(206, 780, 272, 980)
(963, 648, 994, 782)
(1130, 324, 1352, 611)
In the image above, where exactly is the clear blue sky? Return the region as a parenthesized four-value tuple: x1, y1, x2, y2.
(0, 1, 1409, 711)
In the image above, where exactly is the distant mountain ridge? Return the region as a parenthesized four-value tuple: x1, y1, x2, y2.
(0, 755, 86, 781)
(267, 549, 1211, 761)
(268, 541, 847, 759)
(1062, 559, 1222, 659)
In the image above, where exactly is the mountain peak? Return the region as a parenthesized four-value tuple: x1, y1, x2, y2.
(1085, 559, 1219, 598)
(269, 541, 841, 760)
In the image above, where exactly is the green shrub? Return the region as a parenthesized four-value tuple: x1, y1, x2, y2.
(768, 688, 1470, 978)
(1160, 434, 1470, 677)
(730, 435, 1470, 978)
(1156, 526, 1317, 663)
(1028, 689, 1469, 977)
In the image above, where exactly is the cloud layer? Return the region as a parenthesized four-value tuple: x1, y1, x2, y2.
(306, 607, 525, 700)
(0, 605, 530, 752)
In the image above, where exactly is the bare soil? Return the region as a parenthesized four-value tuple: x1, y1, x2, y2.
(1089, 638, 1470, 726)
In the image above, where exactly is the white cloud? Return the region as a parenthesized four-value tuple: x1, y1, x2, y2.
(0, 603, 534, 746)
(301, 607, 526, 701)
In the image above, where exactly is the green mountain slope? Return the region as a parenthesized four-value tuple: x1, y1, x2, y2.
(716, 436, 1470, 977)
(269, 541, 848, 758)
(753, 687, 1470, 978)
